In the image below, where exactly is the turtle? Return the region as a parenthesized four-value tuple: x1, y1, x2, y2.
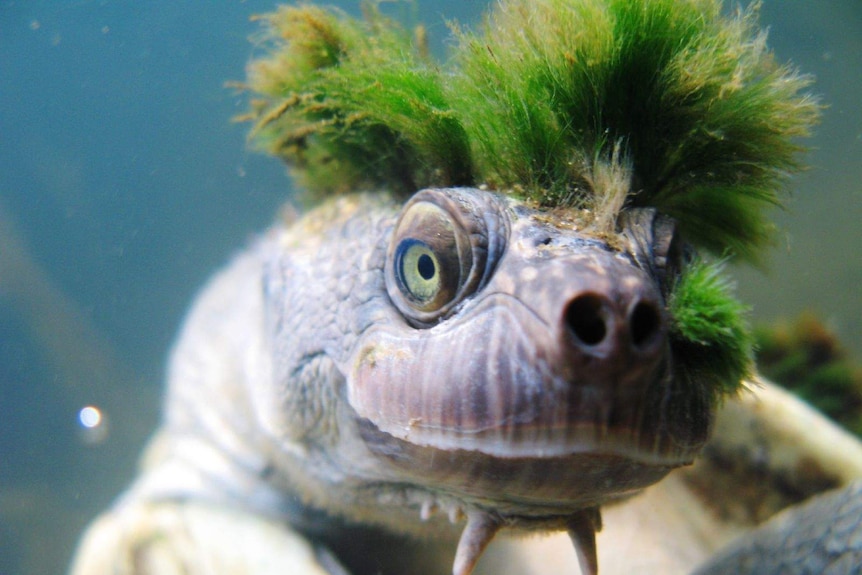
(68, 1, 862, 574)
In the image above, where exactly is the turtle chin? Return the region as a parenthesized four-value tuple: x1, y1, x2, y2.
(355, 416, 678, 514)
(347, 354, 709, 575)
(350, 404, 689, 575)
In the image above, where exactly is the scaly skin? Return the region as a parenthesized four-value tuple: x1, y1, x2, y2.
(695, 481, 862, 574)
(71, 188, 713, 575)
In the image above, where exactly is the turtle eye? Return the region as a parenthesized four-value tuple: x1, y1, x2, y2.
(386, 189, 503, 324)
(395, 239, 449, 305)
(619, 208, 688, 298)
(390, 201, 471, 314)
(650, 213, 688, 296)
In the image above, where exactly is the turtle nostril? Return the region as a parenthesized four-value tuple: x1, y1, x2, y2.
(564, 293, 607, 346)
(630, 300, 661, 349)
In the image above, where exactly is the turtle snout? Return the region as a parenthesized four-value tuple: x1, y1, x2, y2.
(564, 292, 664, 353)
(558, 279, 666, 384)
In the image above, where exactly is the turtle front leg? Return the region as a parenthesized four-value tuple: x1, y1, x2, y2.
(69, 499, 347, 575)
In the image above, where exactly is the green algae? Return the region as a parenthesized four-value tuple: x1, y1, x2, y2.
(243, 0, 818, 261)
(670, 259, 754, 397)
(243, 4, 472, 197)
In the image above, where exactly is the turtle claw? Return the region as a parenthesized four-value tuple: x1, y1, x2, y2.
(452, 510, 501, 575)
(567, 508, 602, 575)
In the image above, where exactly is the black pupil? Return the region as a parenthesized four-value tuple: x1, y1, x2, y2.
(417, 254, 435, 280)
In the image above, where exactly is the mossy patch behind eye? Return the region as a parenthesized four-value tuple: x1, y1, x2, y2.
(669, 259, 754, 399)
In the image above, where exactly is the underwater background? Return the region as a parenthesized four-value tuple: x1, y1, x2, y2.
(0, 1, 859, 573)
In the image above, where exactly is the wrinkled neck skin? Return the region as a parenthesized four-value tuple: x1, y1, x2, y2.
(146, 188, 713, 575)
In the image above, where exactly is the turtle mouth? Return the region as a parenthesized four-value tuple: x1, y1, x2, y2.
(356, 415, 678, 513)
(349, 293, 712, 472)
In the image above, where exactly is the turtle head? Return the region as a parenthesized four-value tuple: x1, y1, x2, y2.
(352, 187, 702, 479)
(345, 186, 717, 574)
(244, 0, 818, 572)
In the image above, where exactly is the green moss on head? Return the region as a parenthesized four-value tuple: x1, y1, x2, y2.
(245, 3, 474, 200)
(243, 0, 818, 258)
(448, 0, 819, 259)
(669, 259, 754, 399)
(239, 0, 822, 400)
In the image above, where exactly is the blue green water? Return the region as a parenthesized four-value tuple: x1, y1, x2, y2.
(0, 1, 859, 573)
